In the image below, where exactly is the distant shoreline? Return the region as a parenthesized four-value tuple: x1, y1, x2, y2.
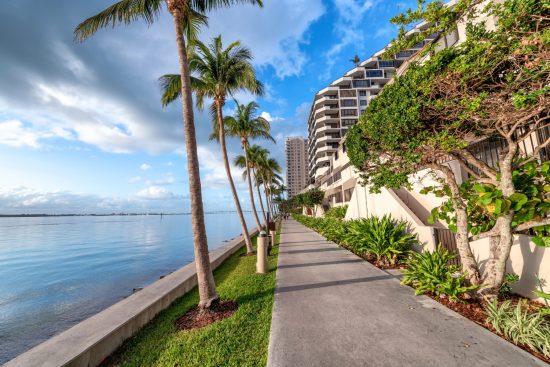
(0, 211, 252, 218)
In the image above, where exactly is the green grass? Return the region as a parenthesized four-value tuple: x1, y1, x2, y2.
(104, 227, 281, 367)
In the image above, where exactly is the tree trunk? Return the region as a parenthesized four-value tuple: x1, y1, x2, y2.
(432, 164, 481, 286)
(255, 172, 267, 224)
(243, 141, 262, 232)
(264, 183, 272, 219)
(216, 102, 254, 254)
(484, 142, 518, 293)
(170, 8, 217, 309)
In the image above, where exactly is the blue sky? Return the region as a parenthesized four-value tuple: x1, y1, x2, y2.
(0, 0, 414, 214)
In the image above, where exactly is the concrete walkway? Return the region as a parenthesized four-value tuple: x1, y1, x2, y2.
(267, 219, 547, 367)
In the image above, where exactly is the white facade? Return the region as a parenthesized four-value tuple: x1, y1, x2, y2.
(285, 137, 308, 198)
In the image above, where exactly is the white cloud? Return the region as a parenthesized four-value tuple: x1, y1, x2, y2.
(260, 111, 283, 123)
(140, 163, 152, 171)
(146, 173, 176, 186)
(198, 145, 247, 190)
(129, 176, 143, 183)
(136, 186, 176, 200)
(164, 161, 174, 167)
(0, 186, 182, 214)
(321, 0, 378, 80)
(0, 119, 60, 148)
(204, 0, 325, 78)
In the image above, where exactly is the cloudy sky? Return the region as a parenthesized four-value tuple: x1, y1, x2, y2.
(0, 0, 413, 214)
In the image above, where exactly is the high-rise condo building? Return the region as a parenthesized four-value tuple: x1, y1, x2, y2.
(285, 137, 308, 198)
(306, 36, 440, 182)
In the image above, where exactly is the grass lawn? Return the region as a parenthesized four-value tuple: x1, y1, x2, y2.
(103, 227, 281, 367)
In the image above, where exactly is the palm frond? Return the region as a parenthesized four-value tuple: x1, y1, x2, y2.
(75, 0, 163, 42)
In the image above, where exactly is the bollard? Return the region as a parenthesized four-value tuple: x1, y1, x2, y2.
(256, 231, 268, 274)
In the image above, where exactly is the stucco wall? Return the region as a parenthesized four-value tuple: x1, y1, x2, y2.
(470, 235, 550, 302)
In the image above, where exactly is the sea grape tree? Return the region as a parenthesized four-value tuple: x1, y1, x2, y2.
(347, 0, 550, 294)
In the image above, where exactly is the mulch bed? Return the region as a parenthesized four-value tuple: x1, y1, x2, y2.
(425, 293, 550, 364)
(175, 300, 238, 331)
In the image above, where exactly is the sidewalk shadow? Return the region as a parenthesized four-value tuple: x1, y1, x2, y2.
(278, 259, 362, 269)
(277, 275, 393, 293)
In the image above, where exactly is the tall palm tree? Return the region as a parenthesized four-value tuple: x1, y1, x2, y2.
(159, 37, 263, 255)
(74, 0, 263, 310)
(225, 101, 274, 232)
(246, 144, 269, 222)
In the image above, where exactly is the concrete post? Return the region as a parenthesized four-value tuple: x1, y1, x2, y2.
(257, 231, 268, 274)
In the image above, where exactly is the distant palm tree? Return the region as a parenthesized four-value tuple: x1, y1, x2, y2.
(257, 154, 282, 219)
(159, 36, 263, 255)
(225, 101, 274, 232)
(246, 145, 269, 223)
(350, 55, 360, 67)
(75, 0, 263, 310)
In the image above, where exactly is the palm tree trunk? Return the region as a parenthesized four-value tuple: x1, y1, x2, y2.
(171, 9, 217, 309)
(216, 103, 254, 254)
(264, 183, 272, 218)
(244, 142, 262, 232)
(255, 172, 267, 225)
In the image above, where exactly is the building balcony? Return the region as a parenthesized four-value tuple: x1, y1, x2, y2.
(313, 95, 339, 109)
(332, 76, 352, 87)
(345, 66, 364, 78)
(316, 86, 339, 98)
(315, 124, 340, 137)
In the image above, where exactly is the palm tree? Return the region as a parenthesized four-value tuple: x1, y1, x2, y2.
(225, 101, 274, 232)
(245, 145, 269, 223)
(74, 0, 263, 310)
(159, 37, 263, 255)
(256, 154, 282, 220)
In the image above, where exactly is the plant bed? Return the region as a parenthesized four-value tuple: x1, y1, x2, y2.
(175, 300, 238, 331)
(101, 231, 280, 367)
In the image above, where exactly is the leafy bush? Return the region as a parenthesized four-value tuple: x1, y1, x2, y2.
(499, 273, 520, 296)
(401, 245, 477, 302)
(486, 300, 550, 358)
(324, 206, 348, 220)
(344, 215, 417, 266)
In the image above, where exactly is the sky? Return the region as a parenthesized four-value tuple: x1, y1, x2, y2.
(0, 0, 415, 214)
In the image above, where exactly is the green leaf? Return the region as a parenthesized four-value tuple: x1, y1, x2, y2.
(532, 236, 550, 247)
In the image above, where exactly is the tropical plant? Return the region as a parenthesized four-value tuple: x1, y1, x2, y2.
(401, 246, 478, 302)
(160, 36, 263, 255)
(325, 206, 348, 220)
(223, 101, 273, 231)
(486, 300, 550, 358)
(75, 0, 263, 309)
(499, 273, 520, 297)
(344, 215, 417, 266)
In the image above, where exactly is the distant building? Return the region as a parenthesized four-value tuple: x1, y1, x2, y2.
(285, 137, 308, 198)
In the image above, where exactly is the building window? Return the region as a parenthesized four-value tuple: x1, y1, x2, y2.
(365, 69, 383, 78)
(341, 119, 357, 126)
(341, 109, 357, 116)
(378, 60, 395, 68)
(359, 90, 367, 97)
(352, 79, 370, 88)
(360, 100, 367, 106)
(341, 99, 356, 107)
(342, 143, 346, 153)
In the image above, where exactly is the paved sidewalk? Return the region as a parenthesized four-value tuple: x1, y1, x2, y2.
(267, 219, 547, 367)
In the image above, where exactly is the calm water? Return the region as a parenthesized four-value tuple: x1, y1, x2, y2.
(0, 213, 254, 363)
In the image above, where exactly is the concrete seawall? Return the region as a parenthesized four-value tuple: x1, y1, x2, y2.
(5, 229, 258, 367)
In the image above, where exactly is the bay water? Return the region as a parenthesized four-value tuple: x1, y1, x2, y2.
(0, 213, 254, 363)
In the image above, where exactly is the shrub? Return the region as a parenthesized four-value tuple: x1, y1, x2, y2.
(344, 215, 417, 266)
(486, 300, 550, 358)
(324, 206, 348, 220)
(401, 245, 477, 302)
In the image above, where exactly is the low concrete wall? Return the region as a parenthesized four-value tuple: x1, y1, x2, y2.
(470, 235, 550, 302)
(5, 229, 258, 367)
